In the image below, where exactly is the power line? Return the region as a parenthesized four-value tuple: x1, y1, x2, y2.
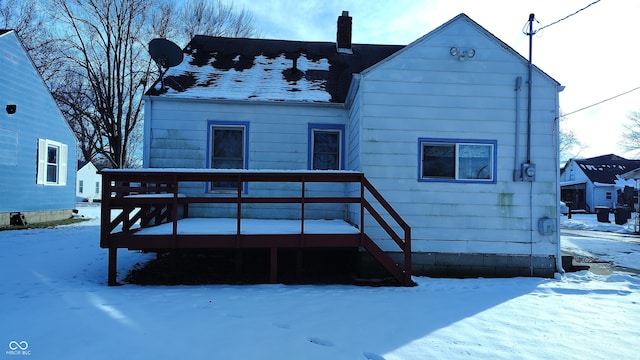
(524, 0, 602, 35)
(562, 86, 640, 117)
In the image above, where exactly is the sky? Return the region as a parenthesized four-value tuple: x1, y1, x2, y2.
(1, 205, 639, 359)
(226, 0, 640, 160)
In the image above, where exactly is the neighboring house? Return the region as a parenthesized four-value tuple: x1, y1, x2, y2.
(0, 30, 77, 226)
(76, 160, 102, 202)
(560, 154, 639, 212)
(141, 13, 563, 277)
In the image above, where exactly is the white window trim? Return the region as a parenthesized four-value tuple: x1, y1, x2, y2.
(37, 138, 68, 186)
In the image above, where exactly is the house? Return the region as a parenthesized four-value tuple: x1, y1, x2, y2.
(560, 154, 639, 212)
(76, 160, 102, 202)
(137, 12, 562, 278)
(0, 30, 77, 226)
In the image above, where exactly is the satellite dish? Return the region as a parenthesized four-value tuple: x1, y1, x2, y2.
(148, 38, 183, 91)
(149, 38, 183, 68)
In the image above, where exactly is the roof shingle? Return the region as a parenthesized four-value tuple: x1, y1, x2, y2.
(145, 36, 404, 103)
(575, 154, 640, 184)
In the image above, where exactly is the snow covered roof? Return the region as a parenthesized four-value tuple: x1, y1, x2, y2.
(621, 166, 640, 180)
(144, 36, 403, 103)
(574, 154, 640, 184)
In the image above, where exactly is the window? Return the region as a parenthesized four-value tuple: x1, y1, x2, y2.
(308, 124, 344, 170)
(46, 144, 59, 183)
(79, 180, 84, 194)
(96, 181, 100, 194)
(606, 192, 612, 200)
(37, 139, 68, 186)
(207, 121, 249, 191)
(419, 138, 496, 183)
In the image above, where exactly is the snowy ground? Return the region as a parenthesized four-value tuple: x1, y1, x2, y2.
(1, 205, 638, 359)
(561, 213, 640, 272)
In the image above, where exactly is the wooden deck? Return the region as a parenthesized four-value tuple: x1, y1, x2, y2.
(100, 170, 413, 286)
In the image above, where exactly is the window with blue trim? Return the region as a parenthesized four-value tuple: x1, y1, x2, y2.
(309, 124, 344, 170)
(419, 138, 496, 183)
(208, 121, 249, 191)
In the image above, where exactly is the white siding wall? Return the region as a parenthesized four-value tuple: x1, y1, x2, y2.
(354, 19, 560, 256)
(145, 99, 349, 219)
(76, 163, 102, 202)
(592, 185, 614, 209)
(346, 81, 364, 223)
(559, 160, 589, 183)
(560, 160, 623, 211)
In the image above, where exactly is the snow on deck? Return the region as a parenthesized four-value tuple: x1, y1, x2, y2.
(135, 218, 360, 235)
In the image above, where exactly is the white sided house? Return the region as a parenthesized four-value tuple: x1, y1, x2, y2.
(141, 13, 562, 277)
(0, 30, 77, 226)
(76, 160, 102, 202)
(560, 154, 640, 212)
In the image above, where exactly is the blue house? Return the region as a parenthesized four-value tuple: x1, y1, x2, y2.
(138, 13, 563, 277)
(0, 30, 77, 226)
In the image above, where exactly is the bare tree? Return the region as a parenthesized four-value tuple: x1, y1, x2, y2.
(148, 0, 177, 40)
(559, 115, 583, 163)
(51, 69, 102, 162)
(176, 0, 259, 44)
(5, 0, 258, 168)
(0, 0, 61, 83)
(621, 111, 640, 154)
(49, 0, 155, 168)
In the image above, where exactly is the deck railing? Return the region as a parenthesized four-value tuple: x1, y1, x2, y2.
(100, 169, 412, 286)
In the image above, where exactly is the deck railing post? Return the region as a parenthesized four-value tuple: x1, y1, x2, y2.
(270, 247, 278, 283)
(404, 227, 412, 285)
(100, 173, 111, 248)
(301, 176, 305, 237)
(108, 247, 118, 286)
(360, 177, 365, 236)
(172, 175, 179, 249)
(236, 175, 242, 237)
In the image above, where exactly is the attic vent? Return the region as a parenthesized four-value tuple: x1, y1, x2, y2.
(336, 11, 352, 54)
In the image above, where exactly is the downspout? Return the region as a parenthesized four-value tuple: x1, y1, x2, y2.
(555, 86, 565, 275)
(526, 14, 534, 276)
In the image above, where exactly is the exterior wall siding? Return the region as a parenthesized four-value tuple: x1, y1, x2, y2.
(0, 32, 77, 219)
(354, 18, 560, 257)
(145, 99, 349, 219)
(141, 15, 561, 275)
(76, 163, 102, 202)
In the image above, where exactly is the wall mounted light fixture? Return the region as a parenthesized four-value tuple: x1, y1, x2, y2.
(6, 104, 16, 114)
(450, 47, 476, 61)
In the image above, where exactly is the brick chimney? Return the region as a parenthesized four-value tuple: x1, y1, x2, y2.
(336, 11, 352, 53)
